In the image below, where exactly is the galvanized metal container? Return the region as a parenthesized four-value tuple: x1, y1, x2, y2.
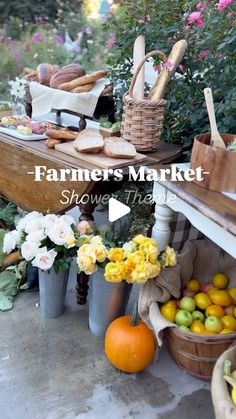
(39, 268, 69, 318)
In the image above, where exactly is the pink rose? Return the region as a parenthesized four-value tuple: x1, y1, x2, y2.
(196, 2, 204, 10)
(188, 11, 202, 24)
(217, 0, 233, 11)
(32, 32, 43, 43)
(196, 18, 205, 27)
(138, 18, 145, 24)
(199, 49, 210, 59)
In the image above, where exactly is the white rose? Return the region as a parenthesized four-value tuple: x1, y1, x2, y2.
(3, 230, 21, 254)
(21, 241, 39, 261)
(60, 214, 75, 225)
(43, 214, 59, 230)
(32, 247, 57, 271)
(48, 221, 74, 246)
(16, 211, 44, 232)
(24, 217, 44, 234)
(90, 235, 103, 245)
(26, 229, 46, 243)
(123, 241, 137, 253)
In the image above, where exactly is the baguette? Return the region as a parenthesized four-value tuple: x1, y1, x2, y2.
(74, 129, 104, 153)
(50, 64, 86, 89)
(45, 138, 62, 149)
(103, 138, 136, 159)
(45, 128, 78, 140)
(71, 83, 95, 93)
(59, 70, 107, 91)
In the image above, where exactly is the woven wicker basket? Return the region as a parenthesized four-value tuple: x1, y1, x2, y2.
(121, 50, 167, 152)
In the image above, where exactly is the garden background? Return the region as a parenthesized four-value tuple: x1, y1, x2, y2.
(0, 0, 235, 147)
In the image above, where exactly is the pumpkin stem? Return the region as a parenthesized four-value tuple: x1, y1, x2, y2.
(131, 302, 139, 326)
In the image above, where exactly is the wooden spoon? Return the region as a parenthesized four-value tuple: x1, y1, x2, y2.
(204, 88, 226, 149)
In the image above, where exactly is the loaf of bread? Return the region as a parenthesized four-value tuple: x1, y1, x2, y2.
(45, 128, 78, 140)
(103, 138, 136, 159)
(74, 129, 104, 153)
(37, 63, 59, 86)
(72, 83, 95, 93)
(50, 64, 86, 89)
(58, 70, 107, 91)
(45, 138, 62, 149)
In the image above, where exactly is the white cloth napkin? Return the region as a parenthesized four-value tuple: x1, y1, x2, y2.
(29, 79, 107, 118)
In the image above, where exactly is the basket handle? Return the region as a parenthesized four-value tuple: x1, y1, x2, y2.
(129, 50, 167, 97)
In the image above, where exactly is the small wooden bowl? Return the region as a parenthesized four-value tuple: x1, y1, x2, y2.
(190, 133, 236, 193)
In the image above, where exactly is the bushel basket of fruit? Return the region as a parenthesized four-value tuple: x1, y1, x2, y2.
(159, 239, 236, 380)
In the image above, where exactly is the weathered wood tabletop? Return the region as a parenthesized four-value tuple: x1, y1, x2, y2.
(151, 164, 236, 236)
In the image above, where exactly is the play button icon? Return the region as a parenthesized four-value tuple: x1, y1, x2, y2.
(108, 197, 131, 222)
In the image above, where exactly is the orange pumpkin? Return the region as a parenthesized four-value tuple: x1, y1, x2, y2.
(105, 303, 156, 373)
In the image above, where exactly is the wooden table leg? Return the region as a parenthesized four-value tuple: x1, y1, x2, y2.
(76, 197, 96, 305)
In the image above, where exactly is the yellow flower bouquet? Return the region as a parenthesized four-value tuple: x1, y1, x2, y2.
(76, 232, 177, 284)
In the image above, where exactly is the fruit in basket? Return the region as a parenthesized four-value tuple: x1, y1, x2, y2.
(205, 304, 225, 318)
(194, 292, 212, 310)
(220, 328, 234, 334)
(190, 320, 205, 334)
(192, 310, 205, 322)
(175, 310, 193, 327)
(221, 316, 236, 331)
(182, 289, 196, 297)
(210, 290, 233, 307)
(207, 286, 218, 296)
(212, 272, 229, 289)
(104, 303, 156, 373)
(225, 304, 235, 316)
(160, 300, 176, 322)
(228, 288, 236, 304)
(179, 325, 190, 332)
(200, 282, 213, 293)
(205, 316, 223, 333)
(202, 329, 216, 335)
(186, 279, 200, 292)
(179, 296, 196, 312)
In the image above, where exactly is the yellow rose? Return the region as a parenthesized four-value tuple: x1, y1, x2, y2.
(94, 244, 107, 262)
(123, 259, 135, 281)
(77, 255, 97, 275)
(127, 250, 145, 265)
(66, 235, 76, 249)
(129, 262, 150, 283)
(77, 244, 96, 263)
(132, 234, 148, 245)
(139, 241, 158, 263)
(104, 262, 124, 283)
(165, 246, 177, 267)
(147, 261, 161, 278)
(107, 247, 126, 262)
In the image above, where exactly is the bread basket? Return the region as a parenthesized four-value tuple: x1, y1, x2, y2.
(121, 50, 167, 152)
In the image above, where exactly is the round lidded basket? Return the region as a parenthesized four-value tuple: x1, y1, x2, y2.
(164, 326, 236, 381)
(190, 132, 236, 193)
(121, 50, 167, 153)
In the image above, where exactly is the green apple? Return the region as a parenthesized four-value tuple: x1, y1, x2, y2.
(179, 296, 196, 313)
(175, 310, 193, 327)
(179, 325, 190, 333)
(205, 316, 223, 333)
(192, 310, 205, 323)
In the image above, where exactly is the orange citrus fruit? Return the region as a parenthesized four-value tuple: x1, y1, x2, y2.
(205, 304, 225, 318)
(210, 290, 233, 307)
(207, 287, 218, 297)
(234, 307, 236, 318)
(228, 288, 236, 304)
(220, 328, 234, 334)
(186, 279, 200, 293)
(221, 316, 236, 331)
(212, 273, 229, 289)
(190, 320, 205, 334)
(194, 293, 212, 310)
(160, 301, 176, 322)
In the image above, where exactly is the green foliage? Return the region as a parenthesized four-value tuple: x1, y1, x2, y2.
(104, 0, 236, 146)
(0, 261, 27, 311)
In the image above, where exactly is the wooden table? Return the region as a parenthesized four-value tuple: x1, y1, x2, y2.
(0, 134, 182, 303)
(152, 165, 236, 258)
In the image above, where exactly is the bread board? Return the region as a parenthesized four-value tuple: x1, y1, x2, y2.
(55, 141, 147, 169)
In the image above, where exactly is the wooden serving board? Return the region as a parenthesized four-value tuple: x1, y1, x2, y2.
(55, 141, 148, 169)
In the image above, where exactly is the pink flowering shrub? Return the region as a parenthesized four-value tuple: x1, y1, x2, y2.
(105, 0, 236, 145)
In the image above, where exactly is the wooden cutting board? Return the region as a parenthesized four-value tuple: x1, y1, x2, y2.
(55, 141, 148, 169)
